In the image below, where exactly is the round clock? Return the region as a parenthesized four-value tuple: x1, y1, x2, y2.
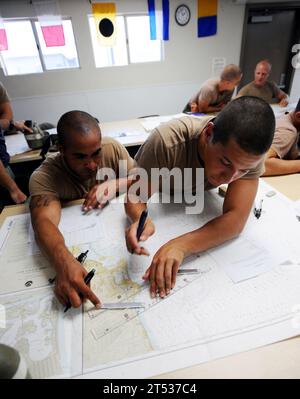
(175, 4, 191, 26)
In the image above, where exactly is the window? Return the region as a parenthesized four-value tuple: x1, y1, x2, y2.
(126, 16, 162, 63)
(89, 16, 128, 68)
(35, 20, 79, 71)
(88, 14, 163, 68)
(0, 19, 79, 76)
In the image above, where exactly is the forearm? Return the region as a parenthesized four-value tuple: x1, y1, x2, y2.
(125, 199, 147, 222)
(0, 161, 17, 192)
(0, 119, 10, 130)
(263, 158, 300, 176)
(33, 217, 74, 272)
(170, 210, 246, 257)
(116, 177, 133, 195)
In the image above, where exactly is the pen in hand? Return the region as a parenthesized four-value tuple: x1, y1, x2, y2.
(136, 209, 148, 242)
(49, 250, 89, 284)
(64, 268, 96, 313)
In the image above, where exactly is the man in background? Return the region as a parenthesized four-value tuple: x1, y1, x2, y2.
(183, 64, 242, 113)
(237, 60, 288, 106)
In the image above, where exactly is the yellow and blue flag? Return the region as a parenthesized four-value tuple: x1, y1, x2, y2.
(198, 0, 218, 38)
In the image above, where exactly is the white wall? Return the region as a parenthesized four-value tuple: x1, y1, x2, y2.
(0, 0, 246, 123)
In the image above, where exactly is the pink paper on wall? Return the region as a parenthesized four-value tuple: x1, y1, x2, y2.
(0, 28, 8, 51)
(41, 24, 65, 47)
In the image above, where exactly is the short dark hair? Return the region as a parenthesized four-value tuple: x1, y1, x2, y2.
(212, 96, 275, 155)
(220, 64, 242, 82)
(296, 98, 300, 113)
(57, 110, 100, 147)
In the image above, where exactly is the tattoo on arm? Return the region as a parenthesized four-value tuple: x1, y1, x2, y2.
(30, 194, 59, 210)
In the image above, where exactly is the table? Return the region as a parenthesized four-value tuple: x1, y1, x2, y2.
(1, 174, 300, 379)
(6, 115, 185, 164)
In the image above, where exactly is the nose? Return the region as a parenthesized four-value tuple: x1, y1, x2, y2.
(221, 168, 241, 184)
(85, 159, 98, 171)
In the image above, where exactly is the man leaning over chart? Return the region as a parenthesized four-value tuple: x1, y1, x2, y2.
(29, 110, 134, 309)
(125, 97, 275, 299)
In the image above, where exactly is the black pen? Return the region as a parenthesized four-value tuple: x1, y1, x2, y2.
(254, 199, 263, 219)
(136, 209, 148, 241)
(49, 250, 89, 284)
(64, 268, 96, 313)
(76, 250, 89, 264)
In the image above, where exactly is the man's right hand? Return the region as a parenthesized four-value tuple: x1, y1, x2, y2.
(9, 186, 27, 204)
(125, 218, 155, 255)
(54, 257, 101, 309)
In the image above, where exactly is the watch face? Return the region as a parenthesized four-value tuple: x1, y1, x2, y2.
(175, 5, 191, 26)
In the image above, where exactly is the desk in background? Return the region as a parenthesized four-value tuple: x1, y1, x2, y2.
(6, 114, 186, 164)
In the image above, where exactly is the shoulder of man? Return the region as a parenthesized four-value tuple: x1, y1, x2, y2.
(237, 81, 253, 95)
(29, 153, 63, 197)
(267, 80, 280, 95)
(155, 115, 213, 146)
(101, 136, 134, 171)
(276, 113, 298, 135)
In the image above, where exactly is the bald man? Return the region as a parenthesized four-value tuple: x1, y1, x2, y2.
(29, 110, 134, 309)
(237, 60, 288, 106)
(183, 64, 242, 113)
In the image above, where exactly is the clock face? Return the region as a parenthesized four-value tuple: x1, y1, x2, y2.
(175, 5, 191, 26)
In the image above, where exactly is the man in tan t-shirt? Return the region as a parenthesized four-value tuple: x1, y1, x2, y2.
(263, 99, 300, 176)
(29, 110, 134, 309)
(237, 60, 288, 106)
(183, 64, 242, 113)
(125, 97, 275, 299)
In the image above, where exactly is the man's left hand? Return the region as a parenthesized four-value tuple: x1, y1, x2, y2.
(143, 240, 186, 298)
(82, 179, 118, 211)
(14, 120, 33, 133)
(278, 98, 289, 107)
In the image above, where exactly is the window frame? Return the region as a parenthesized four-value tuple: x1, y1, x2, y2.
(0, 16, 80, 76)
(88, 12, 164, 69)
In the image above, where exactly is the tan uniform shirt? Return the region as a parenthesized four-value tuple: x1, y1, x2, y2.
(237, 81, 280, 104)
(188, 78, 233, 110)
(135, 116, 264, 193)
(29, 137, 134, 200)
(271, 113, 300, 160)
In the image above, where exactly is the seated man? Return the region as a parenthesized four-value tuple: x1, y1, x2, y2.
(125, 97, 275, 298)
(0, 130, 27, 207)
(237, 60, 288, 106)
(183, 64, 242, 113)
(263, 99, 300, 176)
(29, 110, 134, 309)
(0, 81, 33, 207)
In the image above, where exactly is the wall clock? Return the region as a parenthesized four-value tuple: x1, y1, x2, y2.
(175, 4, 191, 26)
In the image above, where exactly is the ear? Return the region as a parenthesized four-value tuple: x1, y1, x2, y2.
(58, 144, 64, 154)
(203, 122, 214, 143)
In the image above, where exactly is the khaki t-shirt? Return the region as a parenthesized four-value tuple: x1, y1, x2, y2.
(0, 82, 10, 103)
(29, 137, 134, 200)
(271, 113, 300, 160)
(184, 78, 234, 112)
(134, 116, 264, 193)
(237, 81, 280, 104)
